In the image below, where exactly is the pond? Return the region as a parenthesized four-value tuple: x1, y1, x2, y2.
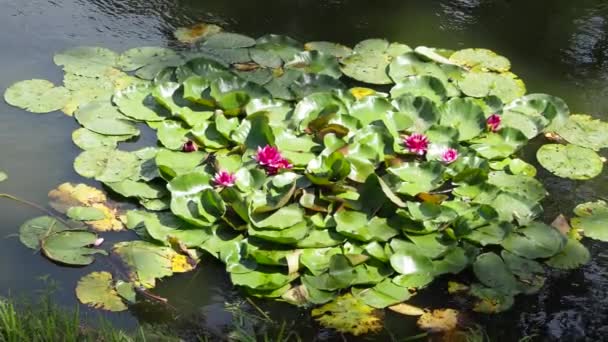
(1, 0, 608, 340)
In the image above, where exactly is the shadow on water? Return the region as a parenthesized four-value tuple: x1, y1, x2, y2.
(1, 0, 608, 340)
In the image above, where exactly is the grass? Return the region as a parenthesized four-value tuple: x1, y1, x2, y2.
(0, 284, 301, 342)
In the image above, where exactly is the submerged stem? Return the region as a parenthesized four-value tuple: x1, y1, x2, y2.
(0, 193, 70, 226)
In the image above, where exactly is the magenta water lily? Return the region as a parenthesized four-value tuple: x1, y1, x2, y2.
(487, 114, 501, 132)
(404, 133, 429, 155)
(213, 171, 236, 187)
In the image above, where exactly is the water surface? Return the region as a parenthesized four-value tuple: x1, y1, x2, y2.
(1, 0, 607, 340)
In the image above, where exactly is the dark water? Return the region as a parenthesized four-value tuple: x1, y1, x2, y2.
(1, 0, 608, 340)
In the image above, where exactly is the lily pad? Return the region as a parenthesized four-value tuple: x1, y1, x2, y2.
(167, 172, 225, 227)
(449, 48, 510, 72)
(571, 208, 608, 242)
(439, 98, 486, 141)
(501, 222, 566, 259)
(311, 293, 383, 336)
(113, 84, 169, 121)
(76, 272, 127, 312)
(536, 144, 603, 180)
(66, 206, 106, 221)
(19, 216, 73, 250)
(54, 46, 118, 77)
(555, 114, 608, 151)
(174, 23, 222, 44)
(390, 76, 447, 103)
(4, 79, 70, 113)
(74, 101, 140, 136)
(470, 127, 527, 160)
(113, 241, 179, 288)
(458, 72, 525, 103)
(340, 39, 411, 84)
(41, 230, 107, 266)
(305, 41, 352, 58)
(545, 237, 591, 269)
(74, 148, 140, 182)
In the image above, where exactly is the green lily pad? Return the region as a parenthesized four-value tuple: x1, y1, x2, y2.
(458, 72, 525, 103)
(118, 47, 179, 71)
(113, 84, 169, 121)
(71, 128, 130, 150)
(54, 46, 118, 77)
(66, 206, 106, 221)
(504, 94, 569, 132)
(571, 208, 608, 242)
(76, 272, 127, 312)
(334, 210, 399, 242)
(545, 237, 591, 269)
(387, 161, 445, 196)
(352, 279, 411, 308)
(555, 114, 608, 151)
(167, 172, 225, 227)
(391, 95, 439, 132)
(4, 79, 70, 113)
(285, 51, 341, 78)
(113, 241, 177, 288)
(41, 230, 107, 266)
(19, 216, 73, 250)
(469, 283, 514, 313)
(390, 76, 447, 103)
(537, 144, 603, 180)
(470, 127, 527, 160)
(501, 250, 545, 294)
(304, 41, 352, 58)
(105, 179, 167, 199)
(473, 252, 518, 295)
(340, 39, 411, 84)
(126, 210, 209, 247)
(501, 222, 566, 259)
(74, 148, 139, 182)
(74, 101, 140, 136)
(439, 98, 486, 141)
(487, 171, 546, 202)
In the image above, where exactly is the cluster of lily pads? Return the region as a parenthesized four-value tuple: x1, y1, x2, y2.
(4, 23, 608, 335)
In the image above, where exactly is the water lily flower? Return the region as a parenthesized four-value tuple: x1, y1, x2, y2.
(487, 114, 502, 132)
(182, 140, 198, 152)
(255, 145, 292, 174)
(255, 145, 283, 166)
(93, 238, 104, 247)
(404, 133, 429, 155)
(266, 158, 293, 175)
(213, 171, 236, 187)
(441, 148, 459, 164)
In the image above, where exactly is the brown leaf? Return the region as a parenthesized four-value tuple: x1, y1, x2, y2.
(418, 192, 448, 205)
(389, 303, 425, 316)
(417, 309, 460, 332)
(551, 214, 571, 235)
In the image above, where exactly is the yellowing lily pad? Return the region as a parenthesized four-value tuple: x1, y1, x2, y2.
(48, 182, 107, 213)
(76, 272, 128, 312)
(311, 293, 383, 336)
(174, 23, 222, 44)
(417, 308, 460, 332)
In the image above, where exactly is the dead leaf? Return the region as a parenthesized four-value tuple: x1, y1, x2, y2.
(174, 23, 222, 44)
(551, 214, 571, 235)
(388, 303, 425, 316)
(544, 132, 566, 143)
(49, 182, 106, 213)
(286, 250, 302, 275)
(281, 285, 309, 306)
(418, 192, 448, 204)
(417, 309, 460, 332)
(171, 254, 195, 273)
(447, 281, 469, 294)
(349, 87, 376, 100)
(233, 62, 261, 71)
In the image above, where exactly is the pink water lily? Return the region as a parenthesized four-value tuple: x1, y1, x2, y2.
(255, 145, 292, 174)
(213, 171, 236, 187)
(266, 158, 293, 175)
(441, 148, 459, 164)
(182, 140, 198, 152)
(404, 133, 429, 155)
(93, 238, 104, 247)
(487, 114, 502, 132)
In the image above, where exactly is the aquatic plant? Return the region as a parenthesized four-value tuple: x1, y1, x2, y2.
(3, 24, 608, 336)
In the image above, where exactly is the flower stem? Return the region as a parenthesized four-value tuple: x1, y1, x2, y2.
(0, 193, 70, 226)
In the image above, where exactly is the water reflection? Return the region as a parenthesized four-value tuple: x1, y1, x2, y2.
(438, 0, 482, 32)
